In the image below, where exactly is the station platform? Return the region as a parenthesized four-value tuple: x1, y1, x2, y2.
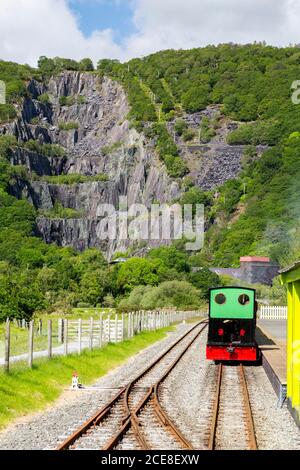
(256, 320, 287, 406)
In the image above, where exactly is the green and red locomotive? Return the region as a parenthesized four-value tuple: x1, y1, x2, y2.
(206, 287, 259, 362)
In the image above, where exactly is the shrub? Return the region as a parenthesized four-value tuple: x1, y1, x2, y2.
(38, 202, 84, 219)
(30, 117, 39, 125)
(59, 96, 76, 107)
(79, 58, 94, 72)
(37, 93, 50, 105)
(58, 121, 79, 131)
(182, 129, 196, 142)
(164, 156, 188, 178)
(200, 116, 217, 143)
(227, 120, 282, 146)
(0, 135, 17, 155)
(77, 302, 92, 308)
(174, 119, 188, 136)
(119, 281, 203, 310)
(101, 141, 123, 156)
(24, 141, 66, 157)
(0, 104, 17, 123)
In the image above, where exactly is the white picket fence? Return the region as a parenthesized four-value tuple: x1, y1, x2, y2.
(258, 306, 288, 320)
(66, 310, 206, 351)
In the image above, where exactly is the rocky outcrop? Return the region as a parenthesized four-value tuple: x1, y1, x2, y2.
(167, 107, 267, 190)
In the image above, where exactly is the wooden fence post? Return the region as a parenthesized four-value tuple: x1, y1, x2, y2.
(38, 319, 42, 336)
(89, 317, 94, 351)
(4, 318, 10, 374)
(128, 312, 131, 338)
(130, 312, 133, 338)
(28, 320, 34, 368)
(114, 313, 118, 343)
(107, 314, 111, 343)
(99, 314, 103, 348)
(58, 318, 63, 343)
(64, 319, 68, 356)
(121, 313, 125, 341)
(78, 318, 82, 354)
(47, 319, 52, 359)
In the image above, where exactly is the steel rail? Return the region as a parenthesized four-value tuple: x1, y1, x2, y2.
(207, 363, 258, 451)
(239, 364, 258, 450)
(103, 321, 207, 450)
(152, 323, 208, 449)
(57, 319, 207, 451)
(56, 386, 126, 450)
(207, 363, 223, 450)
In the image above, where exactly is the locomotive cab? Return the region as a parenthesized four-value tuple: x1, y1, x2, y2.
(206, 287, 259, 362)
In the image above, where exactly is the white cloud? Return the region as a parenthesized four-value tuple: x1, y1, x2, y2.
(124, 0, 300, 59)
(0, 0, 122, 65)
(1, 0, 300, 67)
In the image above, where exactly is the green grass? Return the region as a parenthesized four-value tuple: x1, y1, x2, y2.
(0, 327, 173, 429)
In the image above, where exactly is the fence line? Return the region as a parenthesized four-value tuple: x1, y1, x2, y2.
(258, 306, 288, 320)
(1, 309, 207, 373)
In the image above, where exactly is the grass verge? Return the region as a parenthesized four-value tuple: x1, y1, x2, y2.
(0, 327, 173, 430)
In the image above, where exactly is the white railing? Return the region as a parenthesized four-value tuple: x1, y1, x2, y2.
(258, 306, 287, 320)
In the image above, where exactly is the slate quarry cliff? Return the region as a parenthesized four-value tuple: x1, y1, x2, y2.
(0, 71, 249, 258)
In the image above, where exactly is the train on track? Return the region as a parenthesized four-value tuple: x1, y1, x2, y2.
(206, 287, 260, 362)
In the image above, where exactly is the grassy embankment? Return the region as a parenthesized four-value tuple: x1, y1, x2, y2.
(0, 326, 173, 430)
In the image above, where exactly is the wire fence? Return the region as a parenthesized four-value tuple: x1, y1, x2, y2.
(0, 309, 207, 373)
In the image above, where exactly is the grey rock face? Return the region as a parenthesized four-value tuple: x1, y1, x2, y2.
(1, 73, 254, 257)
(1, 72, 179, 257)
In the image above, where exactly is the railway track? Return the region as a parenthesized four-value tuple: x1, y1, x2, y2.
(208, 364, 257, 451)
(57, 320, 207, 451)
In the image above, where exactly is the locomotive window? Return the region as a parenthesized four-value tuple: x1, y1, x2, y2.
(238, 294, 250, 305)
(215, 293, 226, 305)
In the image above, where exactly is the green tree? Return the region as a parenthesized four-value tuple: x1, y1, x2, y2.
(116, 258, 163, 292)
(79, 58, 94, 71)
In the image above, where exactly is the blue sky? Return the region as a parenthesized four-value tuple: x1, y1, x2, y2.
(69, 0, 135, 43)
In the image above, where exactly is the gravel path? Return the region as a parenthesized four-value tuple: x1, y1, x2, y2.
(0, 322, 300, 450)
(0, 339, 88, 366)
